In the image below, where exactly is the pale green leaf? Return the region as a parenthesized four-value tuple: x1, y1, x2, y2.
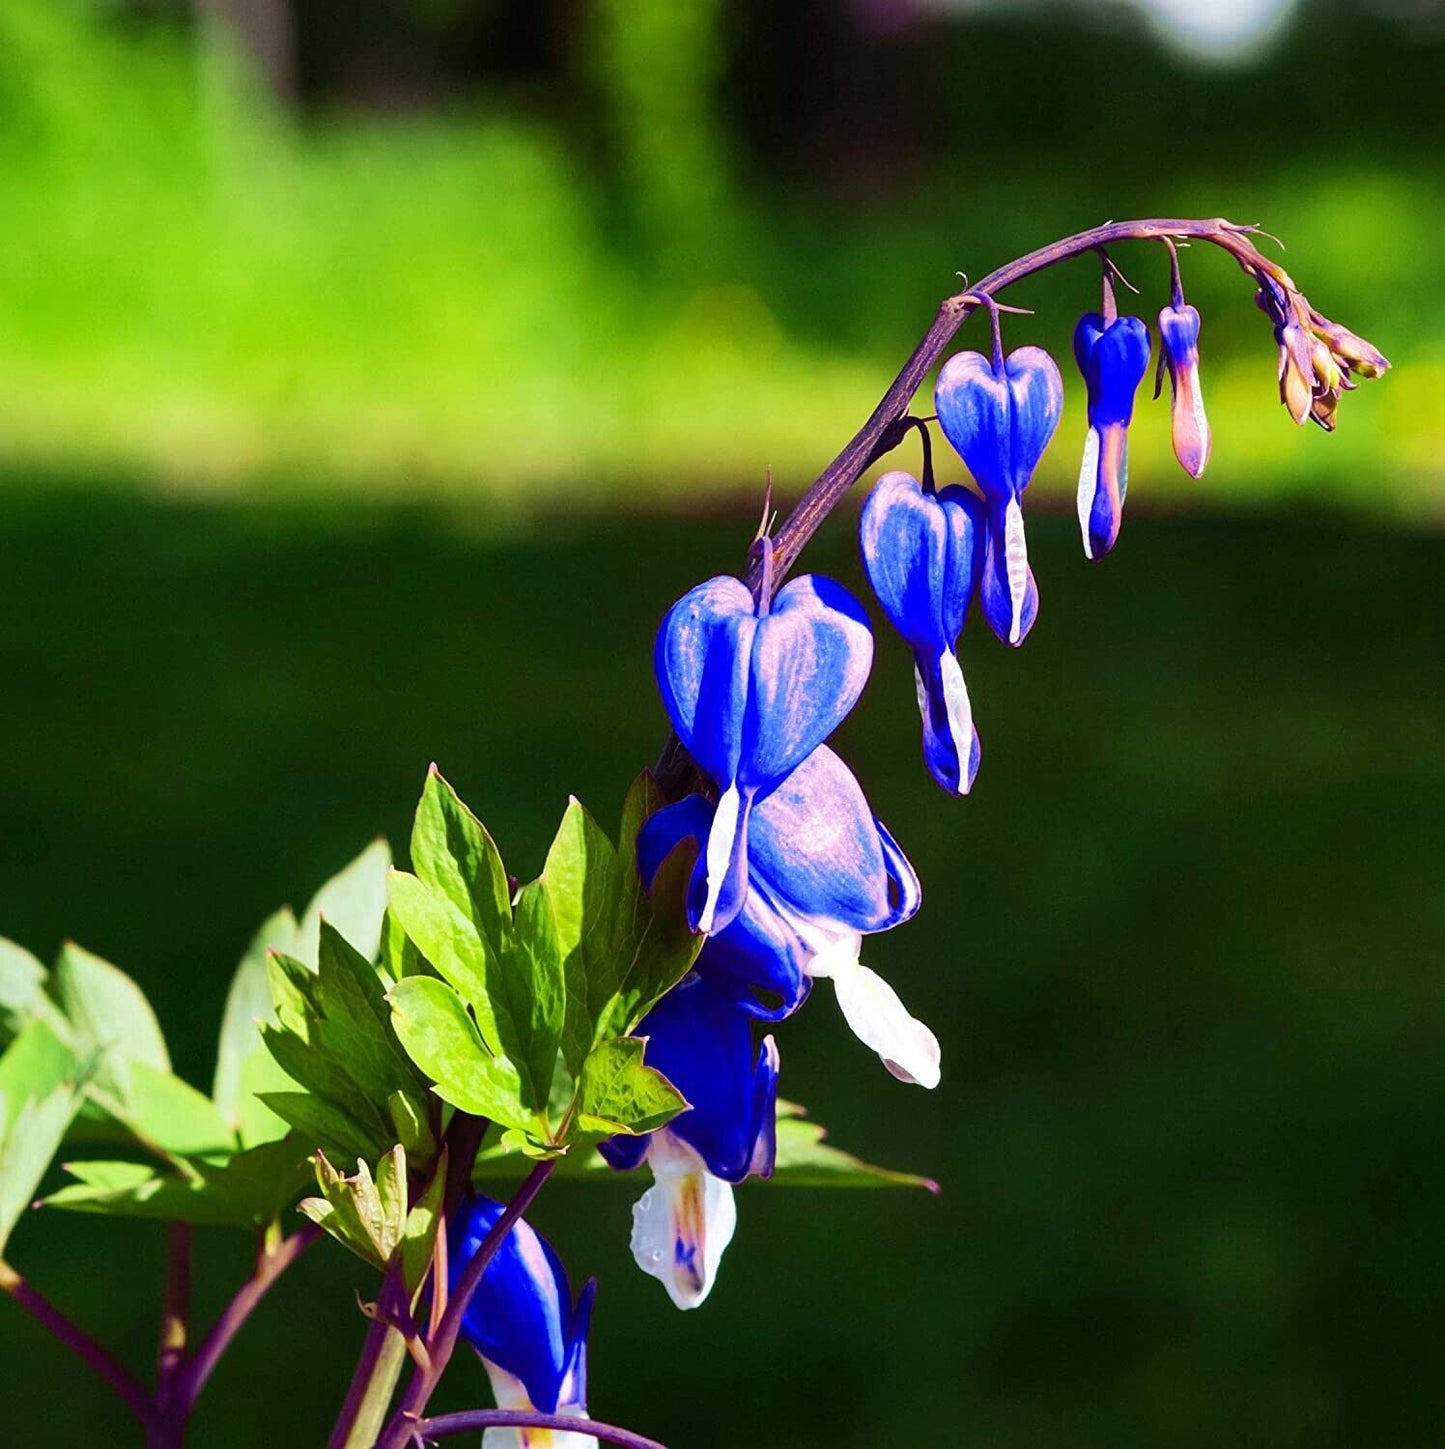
(296, 839, 392, 968)
(52, 943, 169, 1101)
(0, 938, 70, 1047)
(212, 906, 300, 1135)
(410, 767, 511, 947)
(387, 977, 530, 1132)
(575, 1036, 688, 1138)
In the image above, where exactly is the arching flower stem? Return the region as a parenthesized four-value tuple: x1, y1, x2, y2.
(745, 217, 1311, 606)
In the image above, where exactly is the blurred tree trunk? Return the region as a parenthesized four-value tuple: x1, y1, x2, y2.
(193, 0, 295, 105)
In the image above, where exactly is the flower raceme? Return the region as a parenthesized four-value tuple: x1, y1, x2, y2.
(1073, 310, 1152, 560)
(859, 470, 985, 796)
(639, 745, 932, 1084)
(599, 973, 778, 1309)
(654, 573, 873, 935)
(452, 1198, 598, 1449)
(934, 343, 1063, 647)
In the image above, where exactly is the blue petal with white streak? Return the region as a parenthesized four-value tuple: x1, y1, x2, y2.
(638, 746, 920, 1021)
(654, 573, 873, 934)
(935, 345, 1063, 647)
(1073, 312, 1152, 560)
(860, 470, 984, 794)
(452, 1197, 595, 1419)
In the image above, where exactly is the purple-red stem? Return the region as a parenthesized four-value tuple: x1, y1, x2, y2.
(412, 1408, 668, 1448)
(0, 1259, 152, 1424)
(149, 1222, 193, 1448)
(375, 1159, 556, 1449)
(179, 1223, 320, 1411)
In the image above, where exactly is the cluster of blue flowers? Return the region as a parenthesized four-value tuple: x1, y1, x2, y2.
(444, 245, 1388, 1433)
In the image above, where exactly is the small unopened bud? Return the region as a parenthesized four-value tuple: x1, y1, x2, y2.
(1157, 302, 1210, 478)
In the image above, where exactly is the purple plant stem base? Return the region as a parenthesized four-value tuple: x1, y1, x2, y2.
(179, 1223, 320, 1410)
(413, 1408, 668, 1448)
(0, 1259, 152, 1424)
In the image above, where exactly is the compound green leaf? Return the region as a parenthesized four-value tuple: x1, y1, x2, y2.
(575, 1036, 688, 1138)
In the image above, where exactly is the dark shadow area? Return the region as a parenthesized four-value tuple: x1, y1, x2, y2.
(0, 492, 1441, 1445)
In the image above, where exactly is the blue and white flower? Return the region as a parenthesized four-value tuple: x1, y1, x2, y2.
(860, 469, 985, 795)
(1073, 310, 1152, 559)
(599, 973, 778, 1309)
(640, 745, 933, 1085)
(935, 343, 1064, 647)
(452, 1197, 597, 1449)
(654, 573, 873, 934)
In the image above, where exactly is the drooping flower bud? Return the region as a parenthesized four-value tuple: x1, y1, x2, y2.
(1157, 302, 1210, 478)
(1073, 311, 1152, 560)
(452, 1199, 597, 1448)
(859, 469, 985, 795)
(654, 572, 872, 934)
(934, 343, 1063, 647)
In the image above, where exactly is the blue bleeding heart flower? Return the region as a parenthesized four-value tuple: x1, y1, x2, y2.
(599, 972, 778, 1309)
(452, 1197, 597, 1448)
(1158, 302, 1210, 479)
(1073, 312, 1152, 560)
(859, 469, 985, 795)
(638, 745, 932, 1085)
(935, 345, 1063, 647)
(655, 572, 873, 934)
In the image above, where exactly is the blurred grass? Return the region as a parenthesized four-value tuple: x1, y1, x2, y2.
(0, 0, 1439, 516)
(0, 490, 1441, 1445)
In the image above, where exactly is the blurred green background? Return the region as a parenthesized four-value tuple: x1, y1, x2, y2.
(1, 1, 1443, 1445)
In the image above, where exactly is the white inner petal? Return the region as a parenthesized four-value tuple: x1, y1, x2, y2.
(1003, 495, 1029, 644)
(824, 958, 942, 1090)
(939, 649, 974, 792)
(629, 1133, 737, 1311)
(696, 781, 741, 934)
(1076, 426, 1100, 561)
(480, 1364, 598, 1449)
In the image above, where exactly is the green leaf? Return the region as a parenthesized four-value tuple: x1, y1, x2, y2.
(388, 1089, 434, 1160)
(259, 1020, 387, 1138)
(575, 1036, 688, 1138)
(540, 798, 616, 1075)
(52, 943, 169, 1102)
(502, 880, 567, 1111)
(589, 773, 702, 1044)
(212, 906, 300, 1140)
(41, 1136, 313, 1230)
(400, 1156, 444, 1294)
(312, 924, 417, 1108)
(299, 1150, 397, 1273)
(257, 1090, 383, 1164)
(410, 767, 511, 948)
(769, 1103, 940, 1191)
(387, 871, 503, 1049)
(0, 1021, 82, 1253)
(296, 839, 392, 969)
(387, 978, 530, 1132)
(119, 1062, 234, 1159)
(0, 939, 70, 1048)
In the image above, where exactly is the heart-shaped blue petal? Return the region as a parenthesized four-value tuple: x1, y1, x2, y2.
(654, 573, 873, 932)
(934, 345, 1064, 504)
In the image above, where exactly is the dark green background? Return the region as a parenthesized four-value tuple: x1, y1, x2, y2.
(1, 490, 1441, 1445)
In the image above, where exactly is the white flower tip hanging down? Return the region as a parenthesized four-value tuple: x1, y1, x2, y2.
(480, 1365, 598, 1449)
(805, 936, 942, 1090)
(628, 1133, 738, 1311)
